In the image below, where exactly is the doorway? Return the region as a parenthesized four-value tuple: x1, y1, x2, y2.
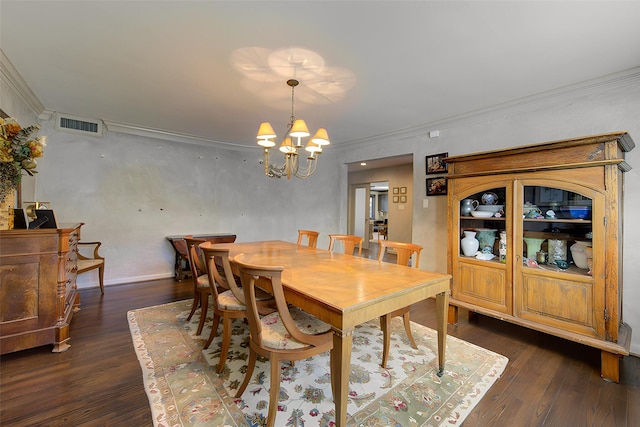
(370, 182, 389, 241)
(347, 154, 413, 250)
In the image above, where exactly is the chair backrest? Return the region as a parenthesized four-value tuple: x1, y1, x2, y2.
(201, 246, 245, 304)
(377, 240, 423, 268)
(328, 234, 363, 256)
(185, 235, 237, 275)
(297, 230, 319, 248)
(236, 257, 328, 348)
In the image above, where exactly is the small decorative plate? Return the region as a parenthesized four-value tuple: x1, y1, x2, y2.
(481, 192, 499, 205)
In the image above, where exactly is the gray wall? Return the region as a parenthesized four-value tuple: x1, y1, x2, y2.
(36, 123, 343, 283)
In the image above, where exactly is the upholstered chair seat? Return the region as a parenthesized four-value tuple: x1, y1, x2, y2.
(259, 307, 332, 350)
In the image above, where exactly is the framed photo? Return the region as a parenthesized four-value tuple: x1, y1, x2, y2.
(393, 195, 399, 203)
(400, 187, 407, 194)
(32, 209, 58, 229)
(393, 187, 399, 194)
(426, 177, 447, 196)
(12, 208, 29, 229)
(400, 195, 407, 203)
(426, 152, 448, 175)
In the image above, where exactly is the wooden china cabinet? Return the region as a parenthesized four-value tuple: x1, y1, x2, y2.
(0, 223, 83, 354)
(445, 132, 634, 382)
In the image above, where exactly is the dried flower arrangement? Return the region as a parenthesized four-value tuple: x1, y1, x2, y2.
(0, 117, 46, 201)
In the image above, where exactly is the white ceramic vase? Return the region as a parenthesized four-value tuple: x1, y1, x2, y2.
(461, 231, 480, 256)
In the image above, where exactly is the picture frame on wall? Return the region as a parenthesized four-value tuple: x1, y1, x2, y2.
(393, 187, 399, 194)
(426, 152, 448, 175)
(400, 195, 407, 203)
(426, 177, 447, 196)
(393, 195, 399, 203)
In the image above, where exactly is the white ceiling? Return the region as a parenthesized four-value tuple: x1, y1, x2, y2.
(2, 1, 640, 149)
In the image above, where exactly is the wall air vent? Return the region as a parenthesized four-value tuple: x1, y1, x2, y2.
(54, 113, 103, 136)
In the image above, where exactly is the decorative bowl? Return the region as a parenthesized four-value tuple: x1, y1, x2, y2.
(476, 204, 504, 213)
(470, 211, 494, 218)
(481, 192, 499, 205)
(523, 203, 541, 216)
(555, 259, 570, 270)
(562, 205, 590, 219)
(570, 241, 590, 269)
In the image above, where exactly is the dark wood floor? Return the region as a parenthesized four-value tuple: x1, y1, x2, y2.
(1, 278, 638, 426)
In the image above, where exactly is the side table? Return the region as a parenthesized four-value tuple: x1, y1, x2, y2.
(166, 234, 237, 280)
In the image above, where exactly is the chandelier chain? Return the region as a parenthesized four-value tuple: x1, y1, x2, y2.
(288, 79, 298, 127)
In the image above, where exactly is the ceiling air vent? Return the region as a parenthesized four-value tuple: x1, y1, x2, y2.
(55, 113, 103, 136)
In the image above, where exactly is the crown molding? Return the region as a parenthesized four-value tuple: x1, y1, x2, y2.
(104, 120, 257, 152)
(0, 49, 45, 117)
(336, 66, 640, 152)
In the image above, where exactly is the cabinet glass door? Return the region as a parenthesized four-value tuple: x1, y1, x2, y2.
(454, 183, 511, 315)
(459, 186, 507, 261)
(521, 185, 593, 273)
(515, 181, 604, 338)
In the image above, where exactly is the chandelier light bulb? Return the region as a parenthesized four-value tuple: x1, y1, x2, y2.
(257, 122, 277, 139)
(305, 141, 322, 153)
(311, 128, 330, 146)
(279, 137, 297, 154)
(289, 119, 310, 138)
(257, 122, 277, 147)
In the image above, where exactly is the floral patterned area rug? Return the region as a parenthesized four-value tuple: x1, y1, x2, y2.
(128, 300, 507, 427)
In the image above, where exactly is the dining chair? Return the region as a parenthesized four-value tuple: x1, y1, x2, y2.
(234, 257, 334, 427)
(185, 235, 236, 335)
(296, 229, 319, 248)
(200, 246, 275, 373)
(76, 241, 105, 294)
(377, 239, 423, 368)
(328, 234, 363, 256)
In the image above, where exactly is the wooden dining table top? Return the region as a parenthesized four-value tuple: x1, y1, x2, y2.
(201, 240, 451, 330)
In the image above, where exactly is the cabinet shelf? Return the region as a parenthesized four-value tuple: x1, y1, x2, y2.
(523, 218, 591, 224)
(461, 216, 506, 221)
(526, 263, 592, 277)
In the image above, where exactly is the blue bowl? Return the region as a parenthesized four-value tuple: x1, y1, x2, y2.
(562, 205, 590, 219)
(555, 260, 569, 270)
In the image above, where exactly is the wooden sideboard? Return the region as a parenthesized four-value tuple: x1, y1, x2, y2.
(0, 223, 83, 354)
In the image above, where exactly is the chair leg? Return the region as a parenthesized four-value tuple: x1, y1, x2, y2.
(186, 292, 199, 321)
(267, 356, 281, 427)
(402, 310, 418, 349)
(98, 266, 105, 295)
(197, 293, 208, 335)
(380, 314, 391, 368)
(204, 312, 221, 349)
(236, 349, 258, 398)
(216, 315, 233, 373)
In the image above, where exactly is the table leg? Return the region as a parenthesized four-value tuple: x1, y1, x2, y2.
(174, 252, 182, 280)
(435, 291, 449, 376)
(331, 329, 354, 427)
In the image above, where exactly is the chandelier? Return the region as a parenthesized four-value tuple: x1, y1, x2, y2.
(256, 79, 330, 179)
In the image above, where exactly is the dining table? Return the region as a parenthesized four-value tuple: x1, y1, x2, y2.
(199, 240, 451, 427)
